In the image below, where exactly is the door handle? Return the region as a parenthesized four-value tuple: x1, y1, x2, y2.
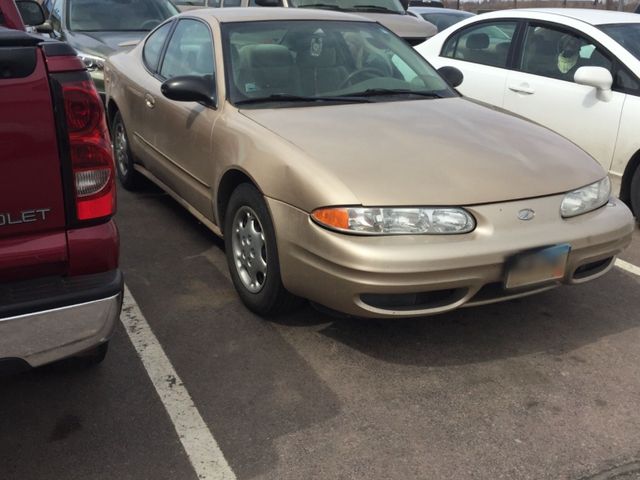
(508, 84, 535, 95)
(144, 93, 156, 109)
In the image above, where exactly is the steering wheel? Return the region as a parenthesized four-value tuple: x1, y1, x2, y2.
(338, 67, 386, 90)
(141, 20, 160, 30)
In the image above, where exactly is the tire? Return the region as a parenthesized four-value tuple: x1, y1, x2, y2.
(112, 111, 142, 191)
(76, 342, 109, 366)
(224, 183, 301, 316)
(631, 166, 640, 219)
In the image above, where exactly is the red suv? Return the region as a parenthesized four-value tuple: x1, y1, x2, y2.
(0, 0, 122, 370)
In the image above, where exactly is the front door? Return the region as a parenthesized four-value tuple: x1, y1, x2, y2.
(503, 22, 624, 171)
(149, 18, 218, 220)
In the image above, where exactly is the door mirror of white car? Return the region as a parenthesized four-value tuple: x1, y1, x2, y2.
(574, 66, 614, 102)
(438, 66, 464, 88)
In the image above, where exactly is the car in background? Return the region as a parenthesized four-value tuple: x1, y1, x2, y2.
(106, 8, 633, 319)
(40, 0, 178, 97)
(210, 0, 436, 45)
(417, 9, 640, 216)
(0, 0, 122, 370)
(409, 0, 442, 7)
(174, 0, 220, 9)
(409, 6, 473, 31)
(173, 0, 219, 9)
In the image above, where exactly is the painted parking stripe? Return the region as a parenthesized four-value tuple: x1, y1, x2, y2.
(616, 258, 640, 277)
(120, 286, 236, 480)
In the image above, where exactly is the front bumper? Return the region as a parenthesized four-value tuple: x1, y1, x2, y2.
(0, 270, 123, 367)
(268, 195, 635, 318)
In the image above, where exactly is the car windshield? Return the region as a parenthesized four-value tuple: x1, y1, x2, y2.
(222, 20, 454, 107)
(289, 0, 405, 15)
(419, 11, 473, 31)
(599, 23, 640, 62)
(68, 0, 178, 32)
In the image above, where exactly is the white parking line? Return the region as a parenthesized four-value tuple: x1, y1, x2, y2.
(615, 258, 640, 277)
(120, 286, 236, 480)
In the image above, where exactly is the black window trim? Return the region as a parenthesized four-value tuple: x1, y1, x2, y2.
(142, 18, 176, 76)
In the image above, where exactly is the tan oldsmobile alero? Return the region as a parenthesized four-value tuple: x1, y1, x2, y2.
(105, 8, 635, 318)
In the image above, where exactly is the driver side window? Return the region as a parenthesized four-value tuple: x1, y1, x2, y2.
(159, 19, 215, 79)
(518, 24, 612, 82)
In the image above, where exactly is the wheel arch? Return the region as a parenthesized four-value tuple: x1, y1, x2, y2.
(106, 99, 119, 131)
(216, 168, 262, 233)
(619, 149, 640, 211)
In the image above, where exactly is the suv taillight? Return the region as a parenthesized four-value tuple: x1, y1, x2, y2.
(60, 79, 115, 221)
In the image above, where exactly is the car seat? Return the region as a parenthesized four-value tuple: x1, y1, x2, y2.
(297, 44, 348, 95)
(236, 44, 301, 98)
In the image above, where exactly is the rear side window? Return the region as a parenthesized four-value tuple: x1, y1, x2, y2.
(223, 0, 242, 6)
(143, 22, 173, 73)
(442, 21, 517, 68)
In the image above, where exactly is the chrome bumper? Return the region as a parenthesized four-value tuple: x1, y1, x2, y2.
(0, 293, 122, 367)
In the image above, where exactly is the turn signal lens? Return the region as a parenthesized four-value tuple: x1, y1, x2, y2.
(312, 208, 350, 230)
(312, 207, 475, 235)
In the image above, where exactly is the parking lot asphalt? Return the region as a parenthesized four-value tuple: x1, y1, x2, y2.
(2, 182, 640, 480)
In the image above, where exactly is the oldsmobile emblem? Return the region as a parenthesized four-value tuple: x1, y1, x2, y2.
(517, 208, 535, 221)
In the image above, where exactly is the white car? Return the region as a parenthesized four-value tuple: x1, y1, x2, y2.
(416, 9, 640, 215)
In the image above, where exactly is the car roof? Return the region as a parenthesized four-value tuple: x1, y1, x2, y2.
(483, 8, 640, 26)
(409, 7, 472, 15)
(184, 6, 373, 23)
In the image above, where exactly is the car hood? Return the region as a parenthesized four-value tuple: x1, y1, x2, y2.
(240, 98, 605, 207)
(354, 12, 437, 41)
(66, 31, 145, 58)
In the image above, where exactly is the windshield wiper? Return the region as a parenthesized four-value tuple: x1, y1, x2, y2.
(349, 4, 400, 13)
(297, 3, 348, 10)
(234, 94, 372, 106)
(340, 89, 445, 99)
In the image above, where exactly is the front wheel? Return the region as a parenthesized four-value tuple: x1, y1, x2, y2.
(224, 184, 301, 316)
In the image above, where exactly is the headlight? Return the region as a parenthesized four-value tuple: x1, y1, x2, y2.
(76, 51, 105, 72)
(312, 207, 476, 235)
(560, 177, 611, 218)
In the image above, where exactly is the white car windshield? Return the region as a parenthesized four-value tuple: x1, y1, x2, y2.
(600, 23, 640, 61)
(222, 20, 454, 107)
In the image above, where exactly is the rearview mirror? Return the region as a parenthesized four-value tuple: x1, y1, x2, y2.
(438, 66, 463, 88)
(161, 75, 216, 107)
(253, 0, 281, 5)
(16, 0, 45, 27)
(574, 66, 613, 102)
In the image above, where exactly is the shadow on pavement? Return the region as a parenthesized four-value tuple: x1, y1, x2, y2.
(315, 269, 640, 367)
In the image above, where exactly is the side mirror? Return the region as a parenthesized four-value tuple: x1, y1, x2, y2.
(574, 66, 613, 102)
(254, 0, 280, 5)
(438, 66, 463, 88)
(36, 20, 54, 34)
(15, 0, 46, 27)
(161, 75, 216, 106)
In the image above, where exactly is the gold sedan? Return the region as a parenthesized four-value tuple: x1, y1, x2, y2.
(105, 8, 635, 318)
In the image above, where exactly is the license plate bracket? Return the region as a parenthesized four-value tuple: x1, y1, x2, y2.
(505, 244, 571, 290)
